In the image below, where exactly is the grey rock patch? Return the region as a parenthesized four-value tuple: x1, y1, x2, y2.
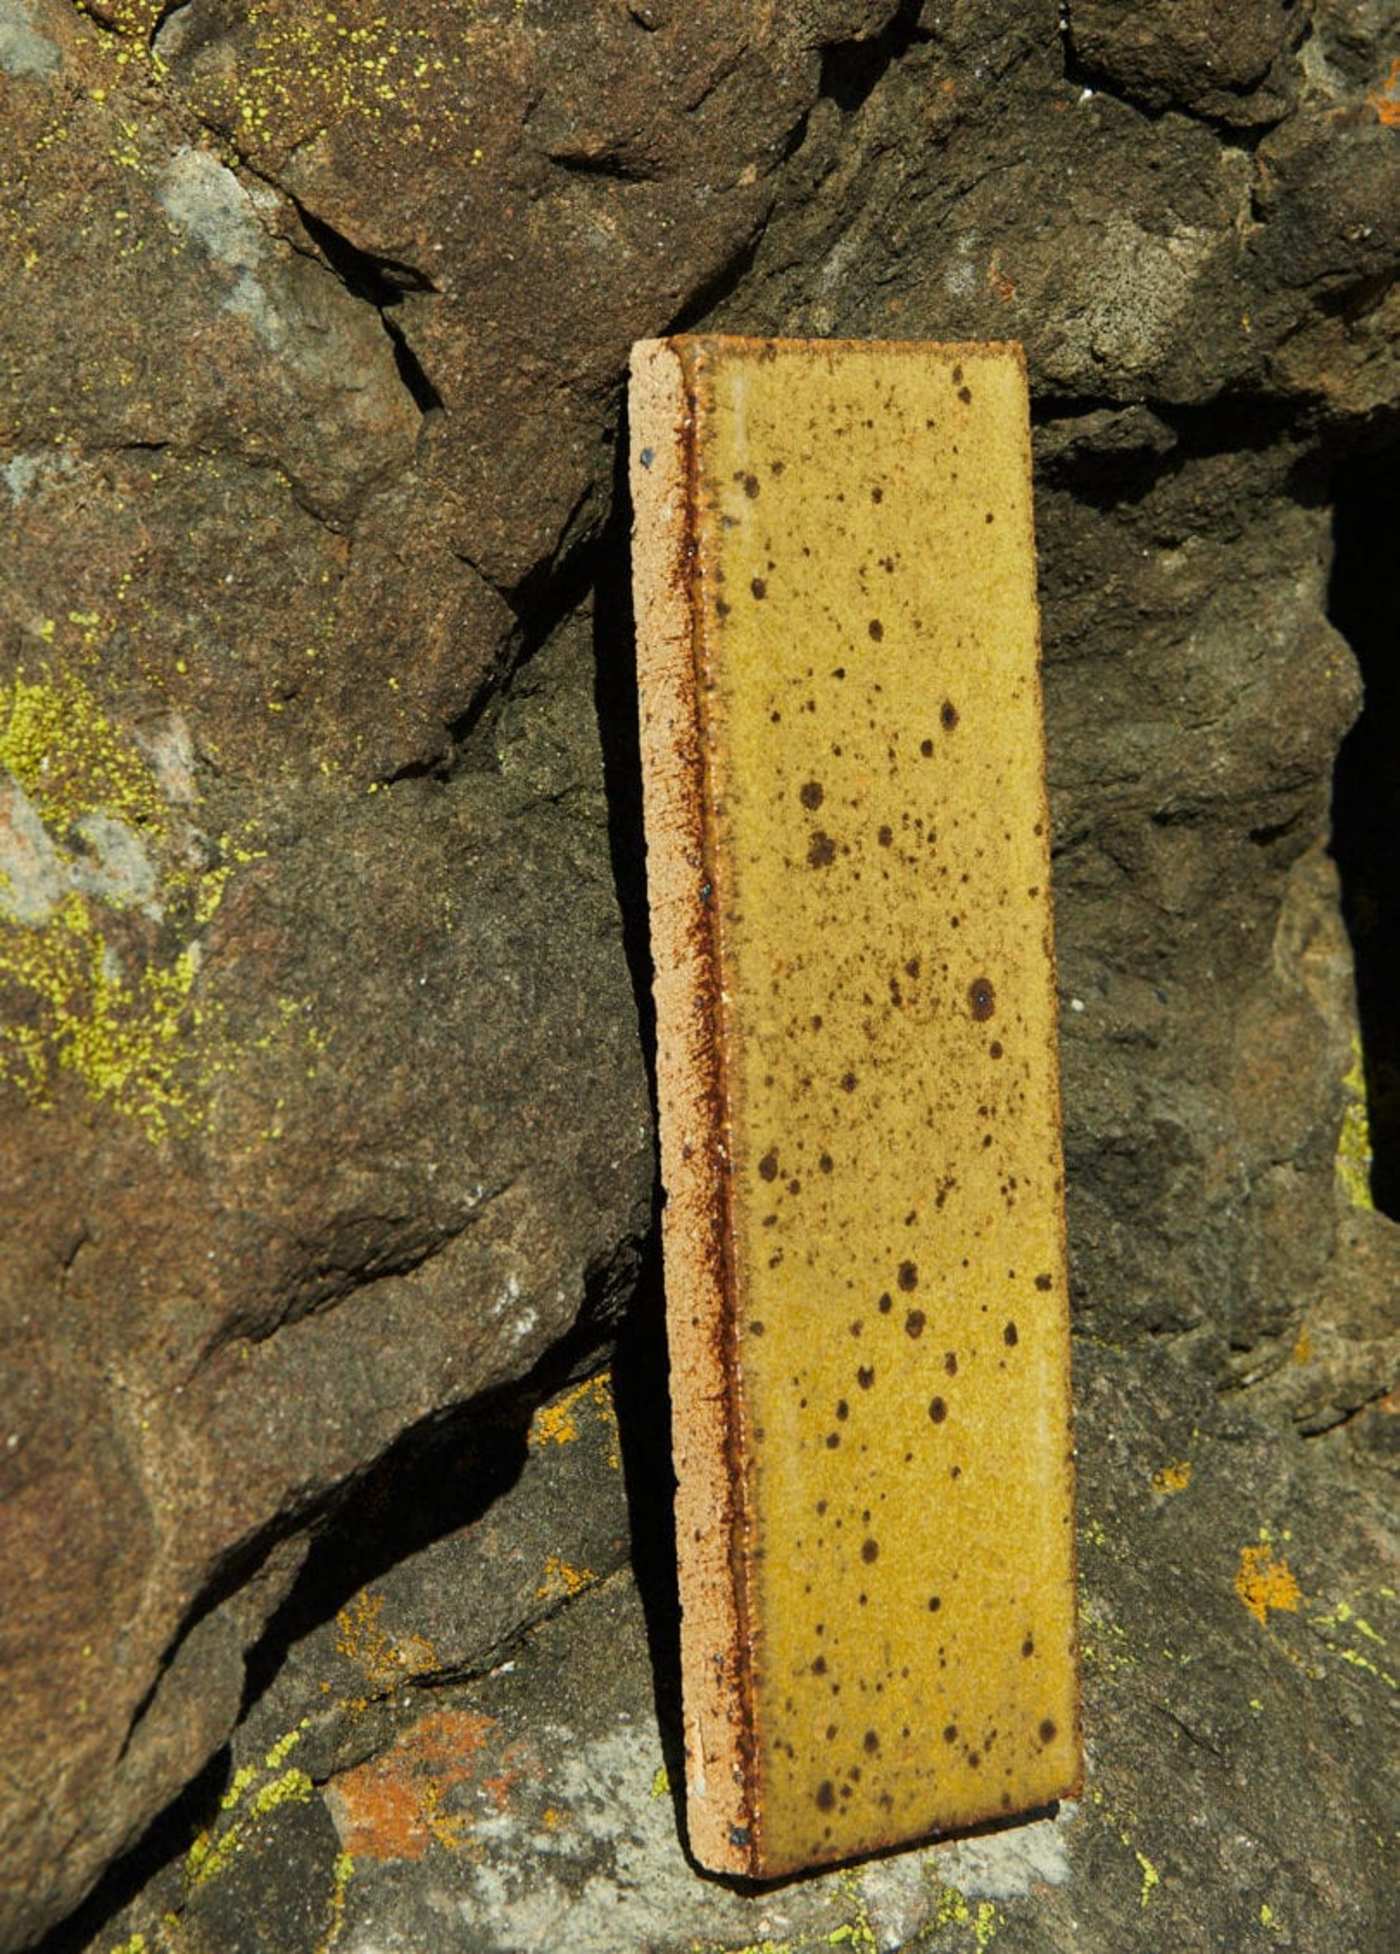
(155, 147, 295, 357)
(935, 1804, 1074, 1900)
(0, 772, 65, 924)
(0, 0, 58, 79)
(2, 449, 74, 504)
(156, 146, 268, 273)
(70, 812, 163, 920)
(131, 712, 198, 808)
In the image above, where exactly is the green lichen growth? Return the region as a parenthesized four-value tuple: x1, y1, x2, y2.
(316, 1852, 355, 1954)
(187, 1768, 313, 1889)
(1336, 1034, 1375, 1211)
(931, 1884, 1001, 1951)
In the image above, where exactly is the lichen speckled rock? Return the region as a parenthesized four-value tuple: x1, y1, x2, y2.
(632, 338, 1077, 1875)
(75, 1348, 1398, 1954)
(2, 0, 1397, 1946)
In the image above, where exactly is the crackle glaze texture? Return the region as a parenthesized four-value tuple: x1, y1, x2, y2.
(631, 336, 1080, 1878)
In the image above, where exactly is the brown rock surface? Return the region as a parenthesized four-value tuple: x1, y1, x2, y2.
(1, 0, 1397, 1947)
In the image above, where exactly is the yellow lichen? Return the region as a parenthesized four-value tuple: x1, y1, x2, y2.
(188, 1766, 313, 1888)
(0, 669, 246, 1137)
(932, 1883, 1000, 1950)
(650, 1764, 671, 1800)
(1150, 1460, 1192, 1494)
(1235, 1542, 1302, 1627)
(316, 1851, 354, 1954)
(535, 1555, 597, 1602)
(527, 1371, 617, 1459)
(263, 1722, 307, 1771)
(220, 1764, 259, 1813)
(0, 891, 202, 1140)
(1135, 1850, 1159, 1908)
(1, 671, 166, 839)
(1335, 1034, 1374, 1211)
(334, 1591, 438, 1692)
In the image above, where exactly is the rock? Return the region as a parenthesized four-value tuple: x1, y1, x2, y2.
(3, 0, 1398, 1945)
(1066, 0, 1303, 125)
(73, 1347, 1399, 1954)
(152, 0, 908, 589)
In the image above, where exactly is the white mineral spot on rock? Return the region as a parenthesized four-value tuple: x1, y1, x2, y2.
(0, 0, 58, 79)
(225, 266, 291, 358)
(491, 1273, 522, 1316)
(156, 148, 296, 357)
(157, 147, 268, 272)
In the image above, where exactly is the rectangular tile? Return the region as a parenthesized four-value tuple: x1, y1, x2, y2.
(630, 335, 1079, 1879)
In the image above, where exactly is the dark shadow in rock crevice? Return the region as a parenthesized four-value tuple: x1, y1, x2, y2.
(1328, 441, 1400, 1218)
(591, 397, 657, 1090)
(29, 1747, 230, 1954)
(610, 1223, 687, 1841)
(590, 404, 686, 1833)
(292, 201, 445, 416)
(819, 0, 928, 116)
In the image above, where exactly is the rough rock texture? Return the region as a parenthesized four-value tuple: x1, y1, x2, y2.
(2, 0, 1398, 1948)
(70, 1350, 1399, 1954)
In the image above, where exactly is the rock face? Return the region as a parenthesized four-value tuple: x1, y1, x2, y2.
(1, 0, 1396, 1949)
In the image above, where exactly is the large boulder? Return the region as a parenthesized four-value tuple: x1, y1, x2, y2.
(2, 0, 1397, 1946)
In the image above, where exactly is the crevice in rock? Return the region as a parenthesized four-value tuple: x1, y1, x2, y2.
(292, 202, 445, 416)
(1298, 1386, 1393, 1439)
(237, 1277, 635, 1724)
(818, 0, 929, 115)
(118, 1515, 308, 1767)
(1328, 440, 1400, 1219)
(664, 224, 769, 338)
(547, 147, 661, 183)
(442, 515, 603, 771)
(591, 403, 656, 1093)
(236, 1404, 533, 1720)
(149, 0, 192, 46)
(28, 1747, 231, 1954)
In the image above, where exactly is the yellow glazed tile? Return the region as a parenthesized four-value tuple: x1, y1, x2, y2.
(630, 336, 1080, 1879)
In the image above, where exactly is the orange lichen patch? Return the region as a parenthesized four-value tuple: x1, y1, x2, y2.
(1369, 57, 1400, 127)
(527, 1370, 620, 1467)
(325, 1710, 495, 1862)
(1235, 1544, 1303, 1627)
(535, 1554, 598, 1601)
(1151, 1461, 1192, 1495)
(334, 1591, 439, 1693)
(1291, 1325, 1313, 1366)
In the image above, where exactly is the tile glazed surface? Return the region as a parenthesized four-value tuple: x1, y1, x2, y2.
(630, 337, 1079, 1878)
